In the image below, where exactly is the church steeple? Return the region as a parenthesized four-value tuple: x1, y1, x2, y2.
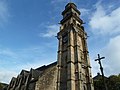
(60, 2, 83, 25)
(56, 2, 94, 90)
(59, 2, 84, 35)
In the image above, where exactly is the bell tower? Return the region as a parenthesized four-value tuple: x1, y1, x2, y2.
(56, 3, 94, 90)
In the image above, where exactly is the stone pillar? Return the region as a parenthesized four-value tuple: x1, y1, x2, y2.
(82, 34, 94, 90)
(67, 29, 75, 90)
(56, 35, 62, 90)
(74, 32, 83, 90)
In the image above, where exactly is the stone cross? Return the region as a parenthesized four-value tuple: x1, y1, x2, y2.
(95, 54, 108, 90)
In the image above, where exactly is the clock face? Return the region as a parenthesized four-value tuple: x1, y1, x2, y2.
(63, 35, 68, 43)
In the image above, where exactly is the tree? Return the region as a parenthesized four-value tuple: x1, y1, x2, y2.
(93, 74, 120, 90)
(107, 75, 120, 90)
(0, 83, 3, 89)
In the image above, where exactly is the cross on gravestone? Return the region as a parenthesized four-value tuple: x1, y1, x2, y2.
(95, 54, 108, 90)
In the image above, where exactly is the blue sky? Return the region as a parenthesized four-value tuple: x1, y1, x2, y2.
(0, 0, 120, 83)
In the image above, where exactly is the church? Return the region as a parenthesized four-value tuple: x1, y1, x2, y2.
(7, 2, 94, 90)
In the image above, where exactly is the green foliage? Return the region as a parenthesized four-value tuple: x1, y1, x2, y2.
(94, 74, 120, 90)
(94, 77, 106, 90)
(0, 82, 8, 90)
(107, 75, 120, 90)
(0, 83, 3, 89)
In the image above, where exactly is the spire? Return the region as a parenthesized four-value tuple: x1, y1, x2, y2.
(60, 2, 83, 25)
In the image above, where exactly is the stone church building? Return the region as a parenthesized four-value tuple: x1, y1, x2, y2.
(7, 2, 94, 90)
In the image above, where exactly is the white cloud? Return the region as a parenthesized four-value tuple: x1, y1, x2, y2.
(0, 70, 17, 84)
(0, 54, 55, 83)
(88, 1, 120, 77)
(0, 0, 9, 26)
(79, 8, 90, 16)
(90, 56, 100, 77)
(0, 48, 18, 59)
(0, 45, 57, 83)
(2, 61, 55, 83)
(90, 35, 120, 76)
(89, 3, 120, 36)
(101, 35, 120, 76)
(40, 24, 59, 37)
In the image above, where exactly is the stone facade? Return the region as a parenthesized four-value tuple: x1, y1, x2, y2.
(7, 62, 57, 90)
(7, 2, 94, 90)
(56, 3, 94, 90)
(35, 63, 57, 90)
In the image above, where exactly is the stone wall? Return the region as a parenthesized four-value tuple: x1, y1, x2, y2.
(35, 64, 57, 90)
(7, 62, 57, 90)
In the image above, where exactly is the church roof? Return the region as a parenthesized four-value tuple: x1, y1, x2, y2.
(20, 69, 29, 75)
(35, 61, 57, 71)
